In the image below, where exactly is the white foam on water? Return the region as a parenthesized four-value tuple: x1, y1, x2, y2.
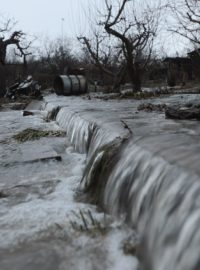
(0, 148, 87, 250)
(105, 229, 139, 270)
(0, 106, 139, 270)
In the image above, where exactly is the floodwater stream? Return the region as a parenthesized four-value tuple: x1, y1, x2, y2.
(0, 105, 139, 270)
(44, 93, 200, 270)
(1, 92, 200, 270)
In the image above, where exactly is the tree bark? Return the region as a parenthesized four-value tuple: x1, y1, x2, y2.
(126, 59, 141, 92)
(0, 63, 6, 97)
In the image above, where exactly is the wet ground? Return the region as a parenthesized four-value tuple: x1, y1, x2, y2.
(0, 104, 139, 270)
(45, 93, 200, 177)
(2, 92, 200, 270)
(43, 93, 200, 270)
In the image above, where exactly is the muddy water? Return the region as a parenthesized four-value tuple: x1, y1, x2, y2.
(0, 107, 139, 270)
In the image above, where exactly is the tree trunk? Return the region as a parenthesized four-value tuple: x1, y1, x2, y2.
(23, 57, 28, 77)
(0, 63, 6, 97)
(112, 66, 127, 92)
(127, 61, 141, 93)
(132, 70, 141, 92)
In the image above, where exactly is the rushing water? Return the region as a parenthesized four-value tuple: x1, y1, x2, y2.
(104, 142, 200, 270)
(46, 93, 200, 270)
(1, 92, 200, 270)
(0, 104, 139, 270)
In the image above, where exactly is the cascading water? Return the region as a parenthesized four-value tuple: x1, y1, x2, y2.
(56, 106, 126, 158)
(0, 99, 139, 270)
(104, 142, 200, 270)
(51, 95, 200, 270)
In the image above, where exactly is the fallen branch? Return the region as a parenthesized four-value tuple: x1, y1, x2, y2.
(121, 120, 133, 134)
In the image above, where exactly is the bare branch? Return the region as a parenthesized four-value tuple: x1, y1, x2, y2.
(0, 20, 32, 65)
(169, 0, 200, 47)
(78, 36, 114, 77)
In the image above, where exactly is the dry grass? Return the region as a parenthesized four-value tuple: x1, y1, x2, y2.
(13, 128, 66, 142)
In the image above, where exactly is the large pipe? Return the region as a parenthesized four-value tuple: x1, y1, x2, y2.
(54, 75, 87, 96)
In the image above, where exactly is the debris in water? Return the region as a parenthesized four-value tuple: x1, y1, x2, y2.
(23, 111, 34, 116)
(5, 75, 41, 99)
(121, 120, 133, 134)
(122, 235, 141, 257)
(0, 191, 8, 199)
(13, 128, 66, 142)
(137, 103, 167, 112)
(165, 105, 200, 120)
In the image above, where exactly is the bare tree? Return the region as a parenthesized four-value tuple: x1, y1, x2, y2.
(169, 0, 200, 47)
(79, 0, 160, 92)
(0, 18, 32, 96)
(78, 30, 126, 91)
(0, 31, 31, 65)
(39, 37, 77, 74)
(103, 0, 161, 92)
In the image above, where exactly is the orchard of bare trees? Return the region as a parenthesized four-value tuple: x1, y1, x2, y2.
(79, 0, 161, 92)
(1, 0, 200, 97)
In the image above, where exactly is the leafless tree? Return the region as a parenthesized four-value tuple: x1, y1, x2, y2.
(79, 0, 160, 92)
(0, 19, 31, 66)
(39, 37, 77, 74)
(0, 18, 32, 96)
(169, 0, 200, 47)
(78, 31, 125, 91)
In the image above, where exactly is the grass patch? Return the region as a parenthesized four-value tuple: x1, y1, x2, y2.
(69, 209, 111, 236)
(120, 90, 169, 99)
(13, 128, 66, 142)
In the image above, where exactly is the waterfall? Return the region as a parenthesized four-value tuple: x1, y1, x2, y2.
(46, 100, 200, 270)
(56, 106, 126, 157)
(104, 142, 200, 270)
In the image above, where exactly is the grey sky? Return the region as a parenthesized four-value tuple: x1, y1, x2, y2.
(1, 0, 95, 39)
(1, 0, 189, 56)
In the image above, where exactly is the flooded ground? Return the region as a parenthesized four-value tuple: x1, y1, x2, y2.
(1, 92, 200, 270)
(0, 105, 139, 270)
(43, 93, 200, 270)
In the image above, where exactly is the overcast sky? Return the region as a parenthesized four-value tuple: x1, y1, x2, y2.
(1, 0, 189, 56)
(1, 0, 97, 39)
